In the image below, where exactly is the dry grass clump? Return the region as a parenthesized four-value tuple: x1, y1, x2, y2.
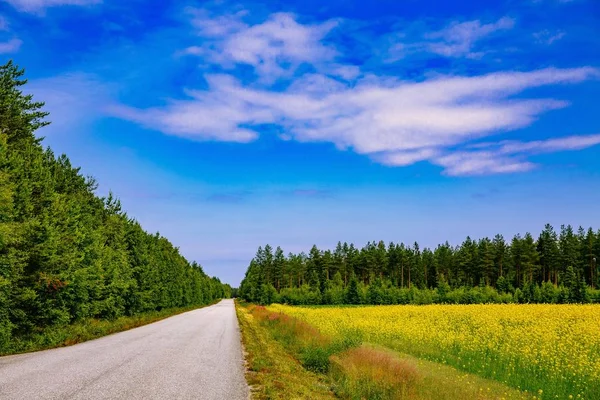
(330, 345, 420, 400)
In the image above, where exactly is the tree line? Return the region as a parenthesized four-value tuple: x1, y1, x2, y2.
(0, 61, 230, 352)
(239, 224, 600, 305)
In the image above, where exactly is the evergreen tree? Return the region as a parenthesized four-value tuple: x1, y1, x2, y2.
(345, 275, 361, 305)
(0, 62, 229, 352)
(273, 246, 285, 291)
(521, 233, 540, 284)
(537, 224, 560, 284)
(493, 234, 507, 279)
(367, 277, 384, 304)
(478, 238, 495, 286)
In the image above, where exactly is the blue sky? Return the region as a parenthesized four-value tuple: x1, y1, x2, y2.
(1, 0, 599, 286)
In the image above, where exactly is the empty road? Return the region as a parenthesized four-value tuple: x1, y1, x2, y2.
(0, 299, 249, 400)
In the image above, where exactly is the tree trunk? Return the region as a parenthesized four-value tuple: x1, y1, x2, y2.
(401, 264, 404, 288)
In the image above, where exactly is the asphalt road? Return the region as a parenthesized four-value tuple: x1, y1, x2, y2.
(0, 299, 249, 400)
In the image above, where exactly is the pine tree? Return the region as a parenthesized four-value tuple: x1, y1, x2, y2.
(559, 225, 579, 279)
(538, 224, 560, 284)
(478, 238, 495, 286)
(584, 228, 596, 289)
(345, 274, 361, 305)
(521, 233, 540, 284)
(492, 234, 508, 288)
(273, 246, 285, 291)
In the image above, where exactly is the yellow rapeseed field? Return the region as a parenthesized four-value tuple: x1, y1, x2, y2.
(268, 304, 600, 400)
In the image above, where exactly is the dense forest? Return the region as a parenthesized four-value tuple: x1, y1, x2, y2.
(240, 224, 600, 305)
(0, 61, 229, 353)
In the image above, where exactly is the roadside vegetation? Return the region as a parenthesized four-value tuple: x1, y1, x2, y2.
(0, 61, 230, 355)
(237, 302, 531, 400)
(235, 303, 335, 399)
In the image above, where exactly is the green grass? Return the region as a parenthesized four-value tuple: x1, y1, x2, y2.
(235, 302, 335, 399)
(1, 302, 217, 356)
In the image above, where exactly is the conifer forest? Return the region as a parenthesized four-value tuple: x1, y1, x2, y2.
(0, 61, 229, 353)
(240, 224, 600, 305)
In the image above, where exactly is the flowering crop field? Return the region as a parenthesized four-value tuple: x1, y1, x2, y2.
(268, 304, 600, 400)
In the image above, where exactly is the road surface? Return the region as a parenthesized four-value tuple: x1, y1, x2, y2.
(0, 299, 249, 400)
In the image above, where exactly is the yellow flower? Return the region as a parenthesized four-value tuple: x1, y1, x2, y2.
(268, 303, 600, 399)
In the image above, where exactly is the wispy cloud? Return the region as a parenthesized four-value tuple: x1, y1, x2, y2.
(423, 17, 515, 59)
(434, 134, 600, 176)
(0, 16, 8, 31)
(0, 37, 21, 53)
(205, 190, 253, 204)
(478, 134, 600, 154)
(376, 148, 440, 167)
(533, 30, 566, 45)
(28, 72, 113, 135)
(532, 0, 580, 4)
(2, 0, 100, 13)
(184, 9, 338, 81)
(0, 15, 21, 54)
(384, 16, 515, 61)
(434, 152, 535, 176)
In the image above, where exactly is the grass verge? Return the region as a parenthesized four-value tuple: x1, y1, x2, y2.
(1, 302, 218, 356)
(235, 302, 335, 399)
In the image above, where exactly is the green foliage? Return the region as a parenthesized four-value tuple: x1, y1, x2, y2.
(240, 222, 599, 305)
(0, 62, 228, 354)
(344, 275, 361, 305)
(259, 284, 278, 305)
(366, 277, 384, 305)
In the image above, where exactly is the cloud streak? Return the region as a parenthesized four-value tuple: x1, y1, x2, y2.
(0, 38, 21, 53)
(2, 0, 100, 13)
(434, 134, 600, 176)
(28, 72, 113, 136)
(385, 16, 516, 61)
(0, 16, 8, 31)
(533, 30, 566, 45)
(424, 17, 515, 59)
(0, 15, 21, 54)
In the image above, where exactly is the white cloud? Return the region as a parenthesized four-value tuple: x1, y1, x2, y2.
(486, 134, 600, 154)
(112, 9, 599, 176)
(433, 152, 535, 176)
(422, 17, 515, 58)
(533, 30, 566, 45)
(434, 134, 600, 176)
(0, 15, 22, 54)
(112, 66, 599, 175)
(0, 38, 21, 53)
(185, 10, 339, 80)
(28, 73, 112, 136)
(2, 0, 100, 13)
(189, 8, 248, 37)
(0, 16, 8, 31)
(376, 148, 440, 167)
